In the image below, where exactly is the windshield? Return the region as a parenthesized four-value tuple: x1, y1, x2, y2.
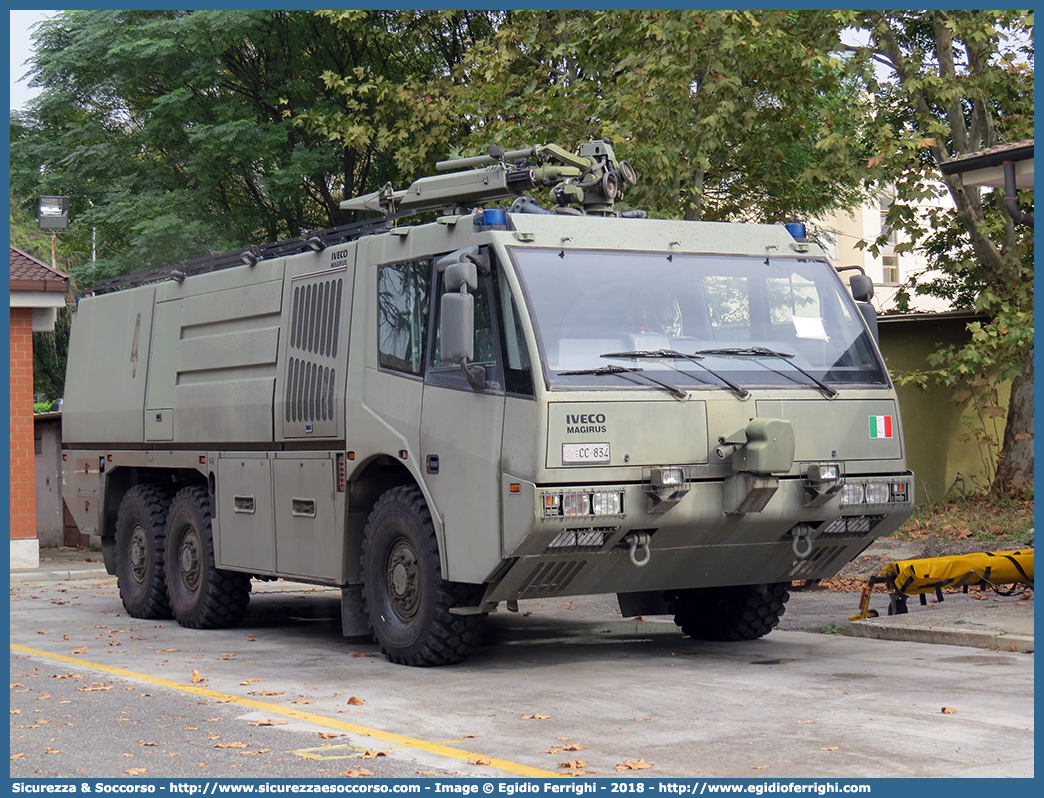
(511, 248, 887, 392)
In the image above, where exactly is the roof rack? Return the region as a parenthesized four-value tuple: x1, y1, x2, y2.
(91, 212, 409, 294)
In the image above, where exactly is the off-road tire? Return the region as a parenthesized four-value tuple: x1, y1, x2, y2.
(669, 582, 790, 641)
(164, 485, 251, 629)
(115, 484, 173, 619)
(361, 485, 484, 666)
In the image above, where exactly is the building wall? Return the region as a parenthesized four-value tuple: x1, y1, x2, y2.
(817, 194, 953, 314)
(34, 416, 65, 547)
(878, 316, 1010, 505)
(10, 307, 40, 568)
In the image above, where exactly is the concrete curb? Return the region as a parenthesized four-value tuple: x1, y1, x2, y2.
(849, 602, 1034, 653)
(9, 567, 112, 584)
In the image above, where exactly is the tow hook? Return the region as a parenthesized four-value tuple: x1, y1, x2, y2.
(790, 524, 815, 560)
(623, 531, 651, 567)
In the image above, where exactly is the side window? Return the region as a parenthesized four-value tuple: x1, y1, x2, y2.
(493, 267, 534, 397)
(378, 260, 431, 376)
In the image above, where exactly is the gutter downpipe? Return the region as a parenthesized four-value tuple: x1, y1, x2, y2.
(1004, 161, 1033, 228)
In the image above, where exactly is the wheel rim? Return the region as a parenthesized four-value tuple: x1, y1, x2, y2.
(387, 538, 420, 621)
(128, 524, 148, 584)
(178, 529, 203, 592)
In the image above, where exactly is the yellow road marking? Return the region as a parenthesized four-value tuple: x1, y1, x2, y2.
(10, 643, 562, 778)
(291, 741, 469, 761)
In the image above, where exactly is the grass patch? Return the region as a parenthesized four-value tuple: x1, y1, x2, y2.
(820, 622, 849, 635)
(894, 493, 1033, 546)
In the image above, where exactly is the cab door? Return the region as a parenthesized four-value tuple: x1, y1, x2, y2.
(419, 251, 529, 584)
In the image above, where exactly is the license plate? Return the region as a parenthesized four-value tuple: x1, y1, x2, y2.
(562, 443, 610, 465)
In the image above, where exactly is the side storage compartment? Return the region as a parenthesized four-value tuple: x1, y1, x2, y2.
(215, 455, 276, 574)
(273, 454, 345, 583)
(63, 289, 156, 444)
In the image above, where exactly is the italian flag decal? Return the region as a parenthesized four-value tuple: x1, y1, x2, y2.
(869, 415, 894, 439)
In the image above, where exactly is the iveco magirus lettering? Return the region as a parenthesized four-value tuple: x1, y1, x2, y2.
(62, 141, 914, 665)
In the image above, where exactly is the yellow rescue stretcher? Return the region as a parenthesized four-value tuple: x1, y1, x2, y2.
(851, 548, 1034, 620)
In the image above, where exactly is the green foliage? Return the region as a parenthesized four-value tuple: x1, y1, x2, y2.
(11, 10, 488, 285)
(454, 10, 866, 223)
(820, 622, 848, 635)
(831, 10, 1034, 492)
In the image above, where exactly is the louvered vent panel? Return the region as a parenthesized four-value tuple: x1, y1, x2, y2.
(281, 272, 347, 439)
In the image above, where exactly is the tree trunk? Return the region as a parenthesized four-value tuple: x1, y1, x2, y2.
(992, 348, 1034, 496)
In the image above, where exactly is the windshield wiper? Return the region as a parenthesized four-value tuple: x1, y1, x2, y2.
(601, 350, 750, 399)
(692, 347, 838, 398)
(557, 364, 688, 400)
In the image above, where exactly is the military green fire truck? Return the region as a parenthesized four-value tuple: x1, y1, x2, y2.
(62, 142, 914, 665)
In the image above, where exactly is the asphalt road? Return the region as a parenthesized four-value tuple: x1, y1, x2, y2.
(9, 577, 1035, 780)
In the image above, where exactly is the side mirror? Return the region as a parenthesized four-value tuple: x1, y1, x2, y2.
(849, 274, 874, 303)
(438, 248, 487, 391)
(440, 292, 474, 363)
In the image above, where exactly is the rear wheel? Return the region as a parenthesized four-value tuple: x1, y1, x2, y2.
(361, 485, 484, 666)
(115, 484, 173, 619)
(669, 582, 790, 641)
(164, 486, 251, 629)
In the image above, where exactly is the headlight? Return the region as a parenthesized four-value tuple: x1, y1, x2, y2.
(807, 462, 841, 483)
(542, 489, 623, 518)
(839, 482, 865, 506)
(651, 467, 685, 488)
(562, 492, 590, 517)
(864, 482, 890, 504)
(592, 491, 622, 515)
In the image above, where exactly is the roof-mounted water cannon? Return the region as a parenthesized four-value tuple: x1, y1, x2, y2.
(340, 141, 638, 218)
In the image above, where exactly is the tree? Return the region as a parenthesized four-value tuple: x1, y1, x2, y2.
(831, 11, 1034, 494)
(11, 10, 484, 283)
(452, 10, 866, 223)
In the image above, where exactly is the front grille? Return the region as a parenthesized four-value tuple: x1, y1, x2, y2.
(519, 560, 586, 596)
(787, 545, 846, 580)
(545, 526, 619, 552)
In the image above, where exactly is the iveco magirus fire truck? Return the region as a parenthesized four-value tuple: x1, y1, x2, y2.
(62, 142, 914, 665)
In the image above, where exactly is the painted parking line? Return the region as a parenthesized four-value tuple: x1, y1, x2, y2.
(11, 643, 562, 778)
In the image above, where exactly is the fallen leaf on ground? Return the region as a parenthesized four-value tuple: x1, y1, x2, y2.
(522, 714, 551, 720)
(797, 720, 812, 724)
(249, 720, 288, 727)
(214, 742, 249, 749)
(239, 749, 270, 756)
(342, 768, 373, 778)
(634, 717, 652, 722)
(240, 679, 263, 685)
(139, 742, 159, 747)
(547, 744, 588, 754)
(125, 769, 147, 776)
(753, 765, 770, 770)
(10, 753, 25, 760)
(70, 648, 87, 655)
(417, 771, 440, 776)
(291, 700, 313, 705)
(351, 653, 377, 658)
(556, 736, 575, 741)
(245, 635, 256, 642)
(468, 756, 492, 766)
(821, 747, 839, 751)
(191, 670, 205, 683)
(562, 602, 577, 610)
(318, 733, 340, 739)
(560, 760, 588, 770)
(347, 697, 365, 706)
(941, 707, 957, 714)
(617, 759, 653, 771)
(78, 684, 111, 692)
(361, 750, 387, 759)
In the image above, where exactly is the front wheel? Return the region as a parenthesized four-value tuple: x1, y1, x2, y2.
(669, 582, 790, 641)
(361, 485, 483, 666)
(164, 486, 251, 629)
